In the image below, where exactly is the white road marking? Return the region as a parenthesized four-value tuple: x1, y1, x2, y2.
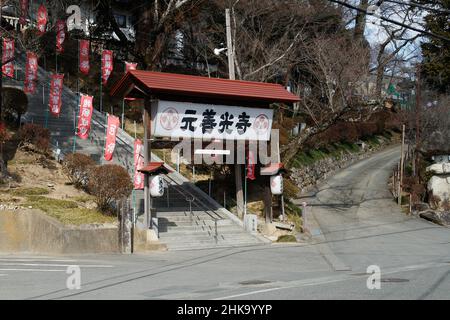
(0, 259, 77, 262)
(0, 263, 113, 268)
(213, 261, 449, 300)
(0, 268, 66, 272)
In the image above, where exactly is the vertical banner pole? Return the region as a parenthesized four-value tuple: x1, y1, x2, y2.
(100, 58, 103, 113)
(122, 63, 125, 130)
(122, 100, 125, 130)
(44, 84, 49, 128)
(103, 112, 108, 160)
(72, 108, 77, 153)
(244, 152, 248, 220)
(73, 41, 80, 154)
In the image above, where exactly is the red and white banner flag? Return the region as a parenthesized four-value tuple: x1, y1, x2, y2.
(2, 38, 15, 78)
(49, 74, 64, 117)
(56, 20, 66, 53)
(246, 150, 256, 180)
(37, 4, 48, 34)
(102, 50, 113, 85)
(19, 0, 29, 25)
(133, 139, 145, 190)
(104, 115, 120, 161)
(76, 95, 93, 140)
(125, 62, 137, 73)
(24, 52, 38, 94)
(79, 40, 90, 75)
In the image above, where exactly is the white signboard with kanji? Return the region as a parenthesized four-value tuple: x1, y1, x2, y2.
(151, 100, 273, 141)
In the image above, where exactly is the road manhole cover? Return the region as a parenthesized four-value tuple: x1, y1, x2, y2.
(380, 278, 409, 283)
(239, 280, 272, 286)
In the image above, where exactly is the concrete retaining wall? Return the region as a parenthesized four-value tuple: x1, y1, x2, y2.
(0, 209, 119, 254)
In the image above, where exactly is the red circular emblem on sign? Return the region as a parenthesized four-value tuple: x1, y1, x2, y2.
(254, 114, 270, 135)
(160, 108, 179, 131)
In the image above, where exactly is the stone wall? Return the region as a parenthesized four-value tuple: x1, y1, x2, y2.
(290, 137, 396, 192)
(0, 209, 120, 254)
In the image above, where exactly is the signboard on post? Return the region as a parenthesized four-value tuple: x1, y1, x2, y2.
(56, 20, 66, 53)
(49, 74, 64, 116)
(24, 52, 38, 94)
(104, 115, 120, 161)
(150, 100, 273, 141)
(2, 38, 15, 78)
(76, 95, 93, 139)
(79, 40, 90, 75)
(37, 4, 48, 34)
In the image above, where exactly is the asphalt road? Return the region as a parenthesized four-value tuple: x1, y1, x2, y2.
(0, 146, 449, 300)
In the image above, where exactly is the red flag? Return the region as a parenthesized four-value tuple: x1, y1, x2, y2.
(246, 150, 256, 180)
(125, 62, 137, 73)
(79, 40, 90, 75)
(2, 39, 15, 78)
(37, 4, 48, 34)
(102, 50, 113, 85)
(24, 52, 38, 94)
(49, 74, 64, 117)
(56, 20, 66, 53)
(19, 0, 29, 25)
(104, 115, 120, 161)
(134, 139, 145, 190)
(76, 95, 94, 139)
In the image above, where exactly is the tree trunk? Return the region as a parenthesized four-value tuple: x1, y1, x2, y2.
(16, 113, 21, 128)
(375, 65, 385, 99)
(354, 0, 369, 42)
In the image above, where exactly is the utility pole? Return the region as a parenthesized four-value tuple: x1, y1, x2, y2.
(225, 8, 244, 218)
(398, 124, 405, 206)
(143, 101, 152, 229)
(0, 2, 3, 120)
(414, 65, 421, 180)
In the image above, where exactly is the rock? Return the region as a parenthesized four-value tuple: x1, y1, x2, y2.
(427, 175, 450, 207)
(260, 223, 277, 236)
(419, 210, 450, 226)
(273, 221, 295, 231)
(412, 202, 430, 212)
(47, 183, 55, 188)
(426, 163, 450, 174)
(28, 206, 33, 209)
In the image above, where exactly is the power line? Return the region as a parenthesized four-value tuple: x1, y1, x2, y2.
(329, 0, 450, 42)
(383, 0, 450, 14)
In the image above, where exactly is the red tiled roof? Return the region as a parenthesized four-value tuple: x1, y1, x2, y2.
(260, 163, 286, 176)
(138, 162, 172, 174)
(110, 70, 300, 104)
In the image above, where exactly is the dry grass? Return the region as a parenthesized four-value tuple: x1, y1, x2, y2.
(24, 196, 116, 226)
(2, 149, 116, 226)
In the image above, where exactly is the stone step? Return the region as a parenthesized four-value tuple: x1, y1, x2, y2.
(160, 233, 258, 243)
(165, 241, 264, 251)
(160, 224, 244, 232)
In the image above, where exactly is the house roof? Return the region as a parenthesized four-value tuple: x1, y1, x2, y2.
(138, 162, 172, 175)
(260, 163, 287, 176)
(110, 70, 300, 105)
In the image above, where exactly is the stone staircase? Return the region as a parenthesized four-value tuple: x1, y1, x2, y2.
(5, 51, 266, 251)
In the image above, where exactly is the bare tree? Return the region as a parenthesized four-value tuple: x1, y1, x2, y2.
(367, 1, 422, 98)
(281, 33, 370, 164)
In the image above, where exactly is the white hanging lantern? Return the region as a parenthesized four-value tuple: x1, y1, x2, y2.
(270, 174, 283, 195)
(149, 175, 165, 197)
